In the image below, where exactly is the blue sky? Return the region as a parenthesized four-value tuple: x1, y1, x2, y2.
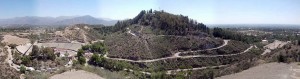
(0, 0, 299, 24)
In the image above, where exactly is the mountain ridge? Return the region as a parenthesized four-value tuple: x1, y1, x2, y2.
(0, 15, 117, 26)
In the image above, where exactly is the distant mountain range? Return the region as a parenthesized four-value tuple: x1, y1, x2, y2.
(0, 15, 117, 26)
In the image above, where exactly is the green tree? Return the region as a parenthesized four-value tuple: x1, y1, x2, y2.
(30, 45, 40, 58)
(132, 10, 146, 24)
(42, 47, 55, 60)
(89, 54, 101, 66)
(78, 56, 86, 65)
(82, 45, 90, 50)
(21, 55, 31, 65)
(90, 42, 107, 54)
(20, 65, 26, 73)
(77, 49, 84, 57)
(113, 62, 125, 71)
(76, 48, 86, 65)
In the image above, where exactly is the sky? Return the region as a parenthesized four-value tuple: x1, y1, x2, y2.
(0, 0, 299, 24)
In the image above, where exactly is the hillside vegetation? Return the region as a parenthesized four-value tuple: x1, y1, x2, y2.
(103, 10, 223, 60)
(71, 10, 261, 79)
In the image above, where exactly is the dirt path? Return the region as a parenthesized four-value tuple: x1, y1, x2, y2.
(175, 40, 229, 56)
(104, 40, 253, 62)
(5, 46, 34, 71)
(126, 28, 137, 36)
(166, 65, 227, 74)
(5, 46, 20, 71)
(105, 45, 253, 62)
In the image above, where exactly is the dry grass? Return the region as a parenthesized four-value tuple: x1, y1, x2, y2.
(50, 70, 104, 79)
(216, 63, 299, 79)
(1, 35, 30, 45)
(0, 47, 20, 79)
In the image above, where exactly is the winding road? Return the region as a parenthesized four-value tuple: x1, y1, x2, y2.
(104, 39, 254, 63)
(106, 27, 255, 74)
(166, 65, 227, 74)
(105, 45, 253, 63)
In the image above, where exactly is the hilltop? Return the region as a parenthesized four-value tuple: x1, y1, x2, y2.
(93, 10, 261, 79)
(102, 10, 238, 60)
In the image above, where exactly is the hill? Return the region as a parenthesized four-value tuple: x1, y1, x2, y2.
(102, 10, 225, 60)
(132, 10, 210, 36)
(61, 24, 103, 43)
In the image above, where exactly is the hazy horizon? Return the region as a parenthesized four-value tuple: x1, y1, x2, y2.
(1, 0, 300, 24)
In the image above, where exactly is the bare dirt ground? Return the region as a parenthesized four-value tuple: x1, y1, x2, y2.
(0, 49, 4, 56)
(50, 70, 104, 79)
(1, 35, 30, 45)
(217, 63, 300, 79)
(264, 40, 289, 50)
(16, 43, 32, 55)
(36, 43, 83, 51)
(261, 40, 290, 55)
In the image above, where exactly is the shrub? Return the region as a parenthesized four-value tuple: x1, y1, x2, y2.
(21, 56, 31, 66)
(277, 54, 287, 63)
(82, 45, 90, 50)
(30, 45, 40, 58)
(89, 54, 101, 66)
(77, 49, 84, 57)
(8, 44, 17, 49)
(78, 56, 86, 65)
(41, 47, 56, 61)
(20, 65, 26, 73)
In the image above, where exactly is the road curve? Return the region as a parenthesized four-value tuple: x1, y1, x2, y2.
(166, 65, 227, 74)
(105, 45, 253, 62)
(104, 40, 253, 62)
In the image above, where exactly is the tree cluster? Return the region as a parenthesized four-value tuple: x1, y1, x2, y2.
(93, 20, 131, 35)
(76, 49, 86, 65)
(83, 42, 126, 71)
(213, 27, 260, 43)
(88, 54, 125, 71)
(17, 45, 56, 66)
(132, 10, 210, 35)
(29, 46, 56, 61)
(82, 42, 107, 54)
